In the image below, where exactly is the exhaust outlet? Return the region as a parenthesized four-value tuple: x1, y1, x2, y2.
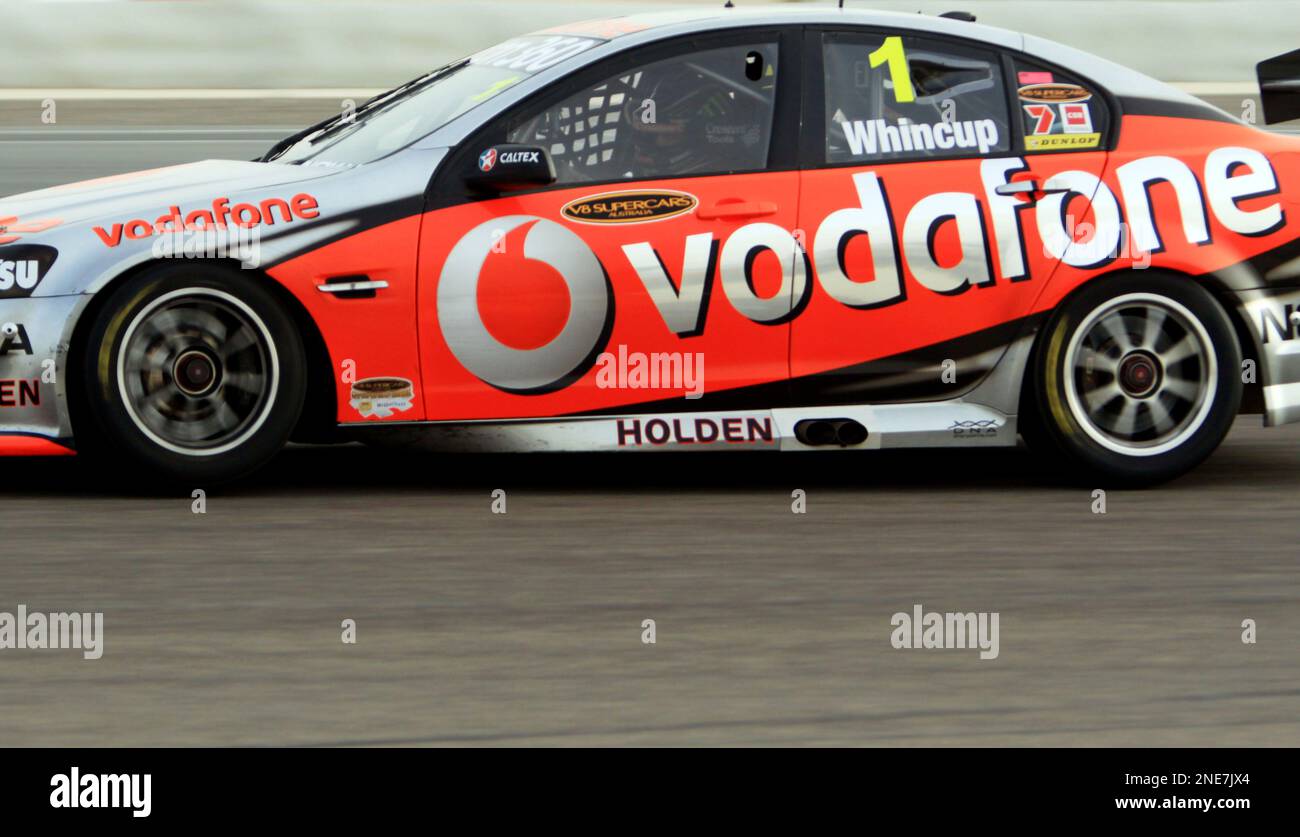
(794, 418, 868, 447)
(795, 420, 838, 446)
(833, 419, 868, 447)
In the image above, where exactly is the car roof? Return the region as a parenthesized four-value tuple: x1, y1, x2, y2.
(547, 5, 1206, 105)
(551, 7, 1022, 50)
(420, 4, 1220, 149)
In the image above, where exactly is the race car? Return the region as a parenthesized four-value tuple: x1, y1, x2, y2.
(3, 6, 1300, 484)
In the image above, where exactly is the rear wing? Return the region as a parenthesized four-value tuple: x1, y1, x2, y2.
(1258, 48, 1300, 124)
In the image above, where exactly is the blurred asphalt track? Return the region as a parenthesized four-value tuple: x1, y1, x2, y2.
(0, 102, 1298, 746)
(2, 419, 1299, 746)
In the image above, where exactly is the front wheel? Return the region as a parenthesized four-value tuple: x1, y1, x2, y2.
(81, 264, 307, 484)
(1024, 273, 1242, 485)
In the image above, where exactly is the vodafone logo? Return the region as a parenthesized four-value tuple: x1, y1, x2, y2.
(438, 216, 611, 392)
(91, 194, 319, 248)
(437, 146, 1284, 395)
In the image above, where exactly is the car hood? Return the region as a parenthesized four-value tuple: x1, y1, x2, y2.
(0, 159, 337, 230)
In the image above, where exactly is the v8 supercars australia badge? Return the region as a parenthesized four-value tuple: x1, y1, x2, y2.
(561, 190, 698, 224)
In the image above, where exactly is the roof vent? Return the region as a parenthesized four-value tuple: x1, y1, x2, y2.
(940, 11, 977, 22)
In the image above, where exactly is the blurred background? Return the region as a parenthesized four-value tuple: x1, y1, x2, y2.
(1, 0, 1289, 194)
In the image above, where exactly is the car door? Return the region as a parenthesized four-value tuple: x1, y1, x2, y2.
(792, 27, 1112, 405)
(418, 29, 803, 422)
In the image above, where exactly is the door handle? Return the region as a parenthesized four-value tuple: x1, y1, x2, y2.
(697, 200, 779, 220)
(995, 180, 1039, 196)
(317, 278, 389, 299)
(995, 179, 1074, 198)
(318, 280, 389, 293)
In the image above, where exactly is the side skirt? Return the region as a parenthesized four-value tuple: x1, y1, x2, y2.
(343, 400, 1018, 454)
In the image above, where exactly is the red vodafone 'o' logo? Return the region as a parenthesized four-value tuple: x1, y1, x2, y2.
(438, 216, 611, 393)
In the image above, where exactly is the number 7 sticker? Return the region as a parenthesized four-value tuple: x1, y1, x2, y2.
(1023, 103, 1056, 135)
(869, 36, 915, 103)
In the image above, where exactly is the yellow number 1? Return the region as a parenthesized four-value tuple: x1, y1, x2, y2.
(869, 36, 915, 104)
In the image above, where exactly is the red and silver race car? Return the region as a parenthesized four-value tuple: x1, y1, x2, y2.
(3, 7, 1300, 483)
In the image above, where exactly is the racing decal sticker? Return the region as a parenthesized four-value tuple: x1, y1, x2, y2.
(0, 379, 40, 408)
(1017, 83, 1092, 104)
(418, 124, 1294, 420)
(468, 146, 554, 188)
(0, 324, 33, 357)
(615, 414, 775, 447)
(706, 123, 766, 147)
(1017, 70, 1054, 85)
(839, 117, 1001, 157)
(472, 35, 601, 73)
(561, 190, 698, 225)
(437, 216, 612, 393)
(1061, 102, 1094, 134)
(1019, 83, 1100, 151)
(949, 418, 1000, 438)
(1025, 132, 1101, 151)
(349, 377, 415, 419)
(91, 194, 320, 247)
(0, 244, 58, 299)
(1256, 298, 1300, 345)
(0, 216, 62, 246)
(1022, 103, 1056, 135)
(478, 147, 544, 171)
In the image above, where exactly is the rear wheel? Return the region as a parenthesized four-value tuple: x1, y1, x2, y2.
(81, 264, 307, 484)
(1024, 273, 1241, 485)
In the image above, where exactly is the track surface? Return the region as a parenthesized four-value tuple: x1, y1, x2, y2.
(0, 105, 1298, 746)
(2, 420, 1298, 746)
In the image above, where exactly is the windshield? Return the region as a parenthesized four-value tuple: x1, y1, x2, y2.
(272, 34, 602, 167)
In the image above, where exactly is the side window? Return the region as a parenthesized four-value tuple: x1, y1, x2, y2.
(508, 41, 779, 184)
(823, 32, 1010, 164)
(1012, 58, 1110, 152)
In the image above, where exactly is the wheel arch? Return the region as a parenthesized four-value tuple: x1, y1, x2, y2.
(1196, 271, 1265, 416)
(1018, 267, 1256, 419)
(65, 257, 338, 447)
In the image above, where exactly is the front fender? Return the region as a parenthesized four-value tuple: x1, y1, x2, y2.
(0, 293, 90, 445)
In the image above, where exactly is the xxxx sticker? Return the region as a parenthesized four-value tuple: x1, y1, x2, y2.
(350, 377, 415, 419)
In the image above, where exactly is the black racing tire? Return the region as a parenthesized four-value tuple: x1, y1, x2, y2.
(80, 263, 307, 485)
(1022, 272, 1242, 486)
